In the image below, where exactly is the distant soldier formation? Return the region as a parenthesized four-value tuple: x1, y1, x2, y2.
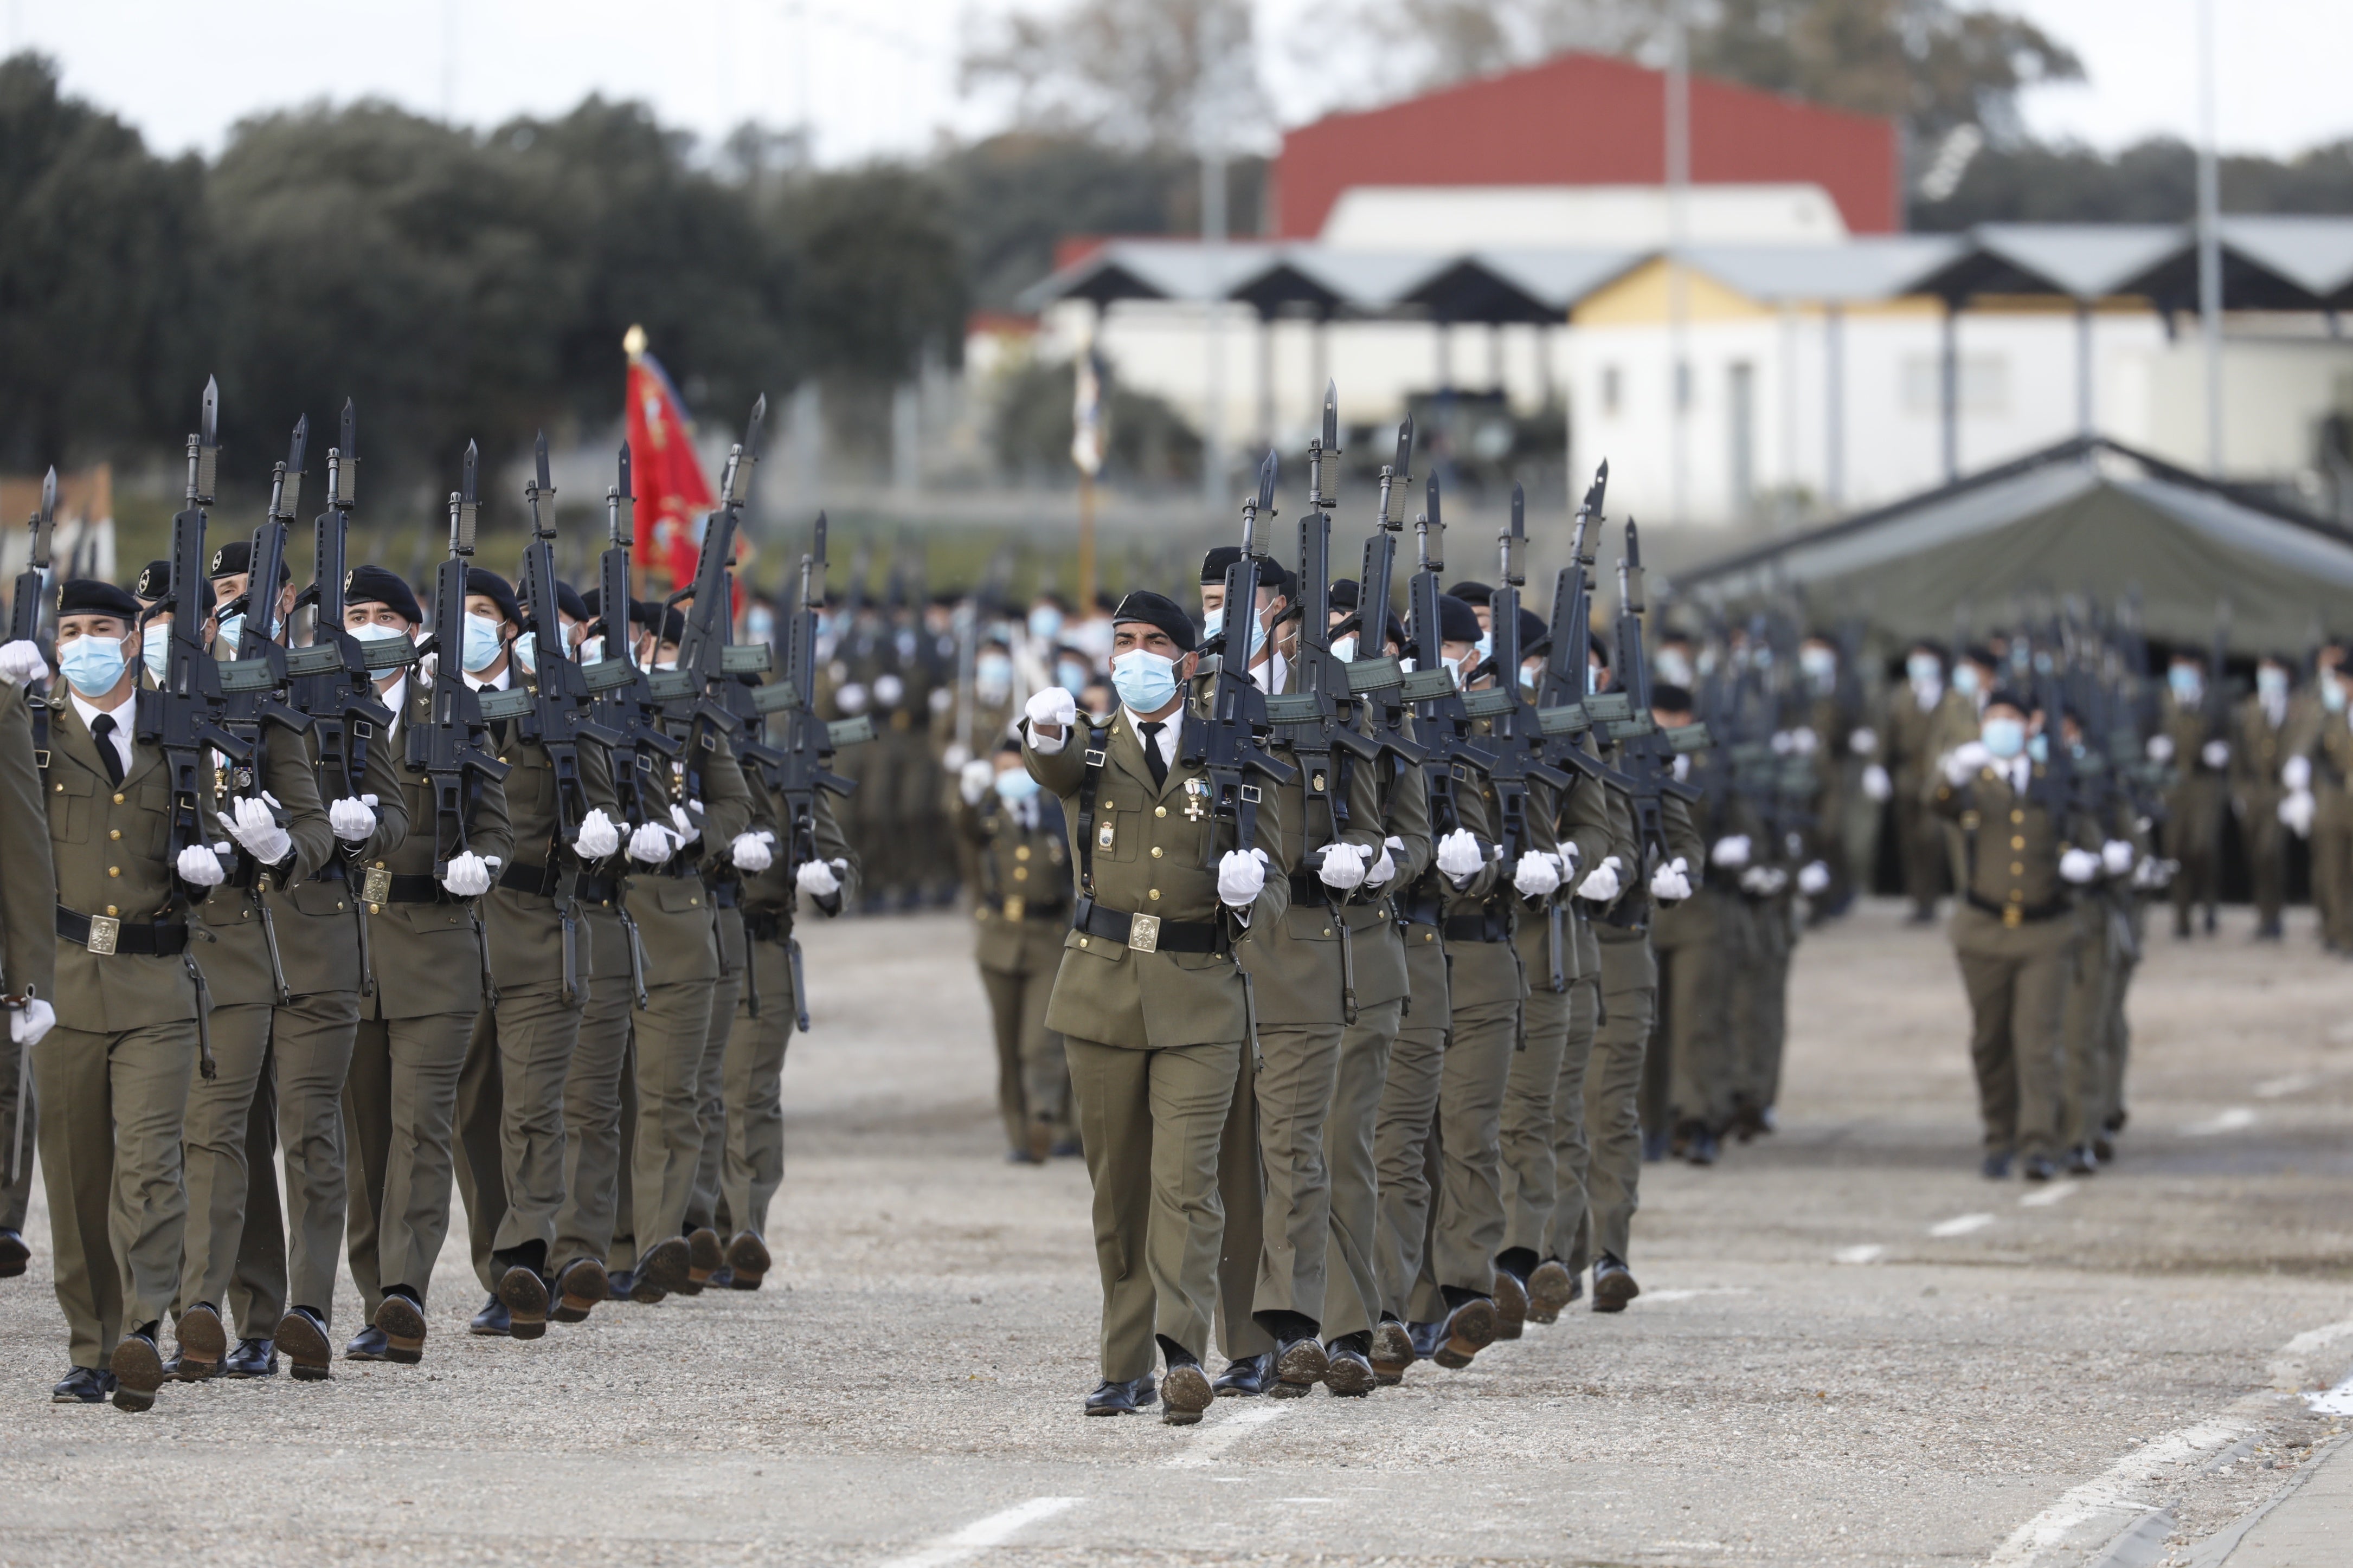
(0, 377, 2332, 1422)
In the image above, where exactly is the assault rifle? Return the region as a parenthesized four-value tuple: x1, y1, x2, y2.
(1271, 383, 1381, 841)
(660, 397, 766, 765)
(1403, 473, 1494, 839)
(1181, 450, 1299, 871)
(9, 466, 55, 765)
(1609, 519, 1702, 873)
(407, 441, 512, 882)
(1333, 418, 1424, 769)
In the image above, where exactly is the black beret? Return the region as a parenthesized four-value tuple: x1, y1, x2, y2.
(59, 578, 140, 621)
(208, 539, 290, 584)
(995, 735, 1024, 757)
(1984, 687, 2032, 714)
(1327, 577, 1360, 611)
(1445, 580, 1494, 606)
(1381, 612, 1407, 650)
(1110, 589, 1197, 655)
(653, 605, 686, 645)
(1515, 607, 1546, 650)
(1589, 631, 1611, 668)
(344, 565, 423, 626)
(1963, 644, 2000, 669)
(580, 586, 605, 620)
(133, 561, 171, 601)
(1907, 638, 1948, 661)
(555, 580, 588, 623)
(464, 567, 520, 628)
(1650, 682, 1695, 715)
(1435, 593, 1482, 647)
(1200, 546, 1239, 584)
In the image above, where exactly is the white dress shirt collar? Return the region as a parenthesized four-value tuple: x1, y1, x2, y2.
(69, 691, 137, 776)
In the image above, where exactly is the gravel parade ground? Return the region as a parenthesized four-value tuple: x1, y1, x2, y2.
(4, 899, 2351, 1567)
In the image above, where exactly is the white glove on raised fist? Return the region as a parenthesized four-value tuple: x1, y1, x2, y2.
(329, 796, 377, 842)
(1797, 861, 1831, 895)
(571, 806, 621, 859)
(1316, 842, 1371, 892)
(2101, 838, 2136, 875)
(1513, 850, 1561, 899)
(10, 996, 55, 1047)
(177, 843, 227, 887)
(227, 797, 292, 865)
(2058, 847, 2100, 885)
(1577, 855, 1623, 904)
(440, 850, 493, 897)
(0, 639, 50, 687)
(1025, 686, 1078, 733)
(1364, 835, 1403, 888)
(730, 830, 775, 873)
(1861, 763, 1892, 802)
(1217, 847, 1269, 908)
(1650, 856, 1692, 903)
(1945, 742, 1991, 785)
(959, 759, 996, 805)
(627, 820, 679, 865)
(2280, 790, 2317, 837)
(797, 857, 844, 899)
(1709, 834, 1751, 869)
(1434, 828, 1485, 882)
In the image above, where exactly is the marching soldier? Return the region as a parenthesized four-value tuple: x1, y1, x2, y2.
(1021, 590, 1292, 1427)
(957, 739, 1076, 1163)
(2229, 654, 2305, 941)
(2306, 655, 2353, 954)
(1886, 642, 1959, 921)
(0, 635, 56, 1287)
(2155, 650, 2227, 939)
(338, 567, 516, 1367)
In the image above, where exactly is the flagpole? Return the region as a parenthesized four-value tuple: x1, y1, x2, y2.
(1077, 473, 1098, 614)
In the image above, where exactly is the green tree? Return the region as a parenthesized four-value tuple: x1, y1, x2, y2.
(765, 164, 967, 384)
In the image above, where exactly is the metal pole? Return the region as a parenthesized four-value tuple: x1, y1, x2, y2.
(2076, 300, 2095, 437)
(1825, 305, 1846, 510)
(1666, 1, 1691, 526)
(1199, 4, 1228, 518)
(1940, 299, 1960, 483)
(2196, 0, 2224, 476)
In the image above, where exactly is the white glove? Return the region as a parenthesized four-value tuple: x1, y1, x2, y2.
(1316, 842, 1370, 892)
(1861, 763, 1892, 802)
(10, 996, 55, 1047)
(1577, 855, 1623, 904)
(1709, 834, 1752, 869)
(1740, 865, 1773, 894)
(571, 806, 621, 859)
(440, 850, 493, 897)
(1364, 835, 1402, 888)
(834, 682, 869, 714)
(2284, 754, 2313, 791)
(1513, 850, 1561, 899)
(329, 796, 377, 842)
(1945, 741, 1991, 785)
(1849, 726, 1878, 757)
(1649, 856, 1691, 903)
(627, 820, 678, 864)
(874, 673, 905, 707)
(1434, 828, 1484, 882)
(2059, 847, 2100, 885)
(414, 649, 437, 689)
(796, 857, 843, 899)
(2146, 734, 2174, 763)
(1217, 847, 1268, 908)
(942, 741, 971, 773)
(1024, 686, 1078, 732)
(1555, 841, 1581, 877)
(2280, 790, 2317, 837)
(178, 843, 227, 887)
(1789, 726, 1818, 757)
(731, 830, 774, 873)
(2201, 740, 2230, 770)
(1797, 861, 1831, 895)
(2133, 856, 2176, 890)
(959, 759, 996, 805)
(929, 685, 952, 715)
(0, 639, 50, 687)
(227, 797, 292, 864)
(669, 802, 702, 844)
(2101, 838, 2136, 875)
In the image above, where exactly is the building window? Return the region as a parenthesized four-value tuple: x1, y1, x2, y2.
(1902, 354, 2009, 416)
(1602, 365, 1622, 417)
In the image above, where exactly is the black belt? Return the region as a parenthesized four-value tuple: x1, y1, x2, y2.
(382, 873, 448, 904)
(56, 906, 187, 956)
(1442, 905, 1512, 944)
(576, 873, 619, 906)
(1072, 895, 1224, 954)
(1287, 870, 1332, 908)
(743, 908, 788, 942)
(1397, 888, 1445, 929)
(498, 860, 565, 898)
(703, 880, 740, 909)
(307, 862, 346, 886)
(1966, 891, 2068, 925)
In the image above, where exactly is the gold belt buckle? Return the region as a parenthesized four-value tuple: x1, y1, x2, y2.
(1004, 895, 1025, 921)
(86, 915, 121, 956)
(361, 868, 392, 902)
(2002, 905, 2023, 929)
(1127, 913, 1161, 953)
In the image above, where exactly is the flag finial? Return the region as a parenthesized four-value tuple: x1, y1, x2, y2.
(622, 324, 648, 359)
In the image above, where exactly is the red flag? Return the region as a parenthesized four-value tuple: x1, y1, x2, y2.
(623, 326, 715, 595)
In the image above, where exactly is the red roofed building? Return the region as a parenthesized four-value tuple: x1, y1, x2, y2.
(1271, 51, 1900, 241)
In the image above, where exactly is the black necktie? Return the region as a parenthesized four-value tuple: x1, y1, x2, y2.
(1139, 721, 1168, 789)
(91, 713, 125, 787)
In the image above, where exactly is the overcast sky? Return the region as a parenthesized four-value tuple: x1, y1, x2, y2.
(9, 0, 2348, 168)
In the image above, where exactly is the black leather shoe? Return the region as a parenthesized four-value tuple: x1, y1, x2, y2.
(552, 1258, 609, 1324)
(374, 1293, 428, 1364)
(111, 1331, 165, 1412)
(2091, 1136, 2116, 1163)
(497, 1266, 549, 1340)
(343, 1325, 390, 1361)
(278, 1308, 332, 1381)
(1406, 1320, 1444, 1361)
(1270, 1335, 1328, 1397)
(469, 1294, 513, 1337)
(1323, 1341, 1377, 1397)
(1432, 1298, 1496, 1370)
(1082, 1375, 1157, 1416)
(1685, 1128, 1721, 1166)
(605, 1268, 635, 1301)
(1640, 1129, 1669, 1162)
(1982, 1152, 2014, 1179)
(1370, 1321, 1416, 1385)
(1525, 1260, 1578, 1325)
(224, 1338, 278, 1378)
(1211, 1352, 1272, 1397)
(2066, 1144, 2099, 1176)
(636, 1237, 691, 1299)
(53, 1365, 116, 1403)
(725, 1231, 769, 1290)
(1161, 1361, 1214, 1426)
(1050, 1136, 1084, 1158)
(1492, 1268, 1528, 1340)
(0, 1227, 28, 1278)
(2022, 1153, 2059, 1183)
(162, 1351, 221, 1382)
(1592, 1255, 1641, 1314)
(174, 1302, 227, 1380)
(681, 1227, 723, 1294)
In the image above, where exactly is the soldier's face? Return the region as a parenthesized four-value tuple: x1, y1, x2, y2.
(1111, 623, 1196, 679)
(211, 571, 249, 606)
(1199, 584, 1224, 618)
(464, 594, 514, 641)
(1654, 708, 1692, 729)
(345, 603, 413, 635)
(58, 613, 134, 653)
(1471, 604, 1493, 636)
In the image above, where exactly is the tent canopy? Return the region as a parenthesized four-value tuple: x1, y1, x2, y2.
(1668, 438, 2353, 656)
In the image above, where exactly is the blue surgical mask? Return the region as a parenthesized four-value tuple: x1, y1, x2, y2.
(2327, 679, 2348, 714)
(1027, 605, 1063, 642)
(142, 622, 171, 683)
(61, 634, 129, 697)
(578, 635, 605, 664)
(1057, 658, 1090, 693)
(2258, 667, 2288, 699)
(745, 605, 775, 645)
(993, 769, 1040, 804)
(511, 630, 539, 675)
(1475, 630, 1493, 662)
(1800, 647, 1836, 682)
(2169, 665, 2201, 699)
(1953, 663, 1982, 697)
(976, 651, 1013, 698)
(2027, 733, 2048, 763)
(1201, 606, 1224, 638)
(1519, 662, 1538, 692)
(1982, 717, 2026, 759)
(1655, 648, 1694, 687)
(1330, 635, 1358, 663)
(350, 620, 403, 643)
(1110, 648, 1179, 714)
(214, 612, 246, 652)
(1907, 654, 1941, 685)
(461, 613, 505, 674)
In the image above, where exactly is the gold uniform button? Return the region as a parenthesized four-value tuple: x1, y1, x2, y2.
(2010, 835, 2026, 850)
(2010, 862, 2024, 875)
(1155, 806, 1167, 818)
(1079, 936, 1090, 949)
(107, 866, 119, 877)
(1148, 888, 1161, 901)
(113, 793, 125, 804)
(2010, 810, 2024, 824)
(369, 904, 382, 914)
(1013, 867, 1028, 882)
(109, 829, 121, 840)
(1150, 846, 1163, 859)
(104, 905, 118, 917)
(53, 783, 62, 793)
(1322, 927, 1332, 937)
(1015, 846, 1031, 862)
(337, 902, 346, 911)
